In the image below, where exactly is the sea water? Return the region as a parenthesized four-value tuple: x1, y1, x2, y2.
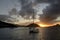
(0, 27, 40, 40)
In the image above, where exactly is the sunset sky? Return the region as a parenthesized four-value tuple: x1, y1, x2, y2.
(0, 0, 60, 25)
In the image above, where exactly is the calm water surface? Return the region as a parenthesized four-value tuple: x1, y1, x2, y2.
(0, 27, 41, 40)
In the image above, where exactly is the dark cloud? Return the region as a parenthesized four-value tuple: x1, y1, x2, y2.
(39, 0, 60, 24)
(18, 0, 36, 19)
(36, 0, 60, 3)
(36, 0, 52, 3)
(9, 8, 17, 15)
(36, 0, 48, 3)
(19, 0, 57, 19)
(17, 0, 49, 20)
(0, 15, 15, 22)
(0, 11, 21, 24)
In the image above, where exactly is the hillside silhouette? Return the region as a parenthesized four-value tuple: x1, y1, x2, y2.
(0, 21, 22, 28)
(26, 23, 40, 27)
(0, 20, 60, 28)
(0, 21, 40, 28)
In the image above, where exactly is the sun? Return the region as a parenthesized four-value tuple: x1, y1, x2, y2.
(35, 21, 60, 27)
(36, 22, 50, 27)
(38, 24, 50, 27)
(36, 22, 53, 27)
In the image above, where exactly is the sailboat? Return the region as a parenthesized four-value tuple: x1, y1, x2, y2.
(29, 27, 39, 33)
(27, 23, 39, 33)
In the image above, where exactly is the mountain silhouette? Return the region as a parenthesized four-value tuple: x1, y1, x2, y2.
(0, 21, 19, 28)
(47, 24, 60, 28)
(26, 23, 40, 27)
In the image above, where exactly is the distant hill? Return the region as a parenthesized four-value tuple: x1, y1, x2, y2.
(44, 24, 60, 28)
(51, 24, 60, 27)
(0, 21, 20, 28)
(0, 20, 60, 28)
(26, 23, 40, 27)
(0, 21, 40, 28)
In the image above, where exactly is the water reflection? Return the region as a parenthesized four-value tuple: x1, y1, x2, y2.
(0, 27, 40, 40)
(29, 33, 39, 40)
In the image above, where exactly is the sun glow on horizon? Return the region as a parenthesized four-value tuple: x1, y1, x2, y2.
(38, 24, 53, 27)
(36, 22, 60, 27)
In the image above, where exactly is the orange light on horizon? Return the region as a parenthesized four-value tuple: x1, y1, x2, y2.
(36, 22, 60, 27)
(38, 24, 53, 27)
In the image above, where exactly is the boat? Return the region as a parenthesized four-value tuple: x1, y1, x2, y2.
(29, 27, 39, 33)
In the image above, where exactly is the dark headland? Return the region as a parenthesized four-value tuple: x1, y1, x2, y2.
(0, 21, 25, 28)
(0, 21, 40, 28)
